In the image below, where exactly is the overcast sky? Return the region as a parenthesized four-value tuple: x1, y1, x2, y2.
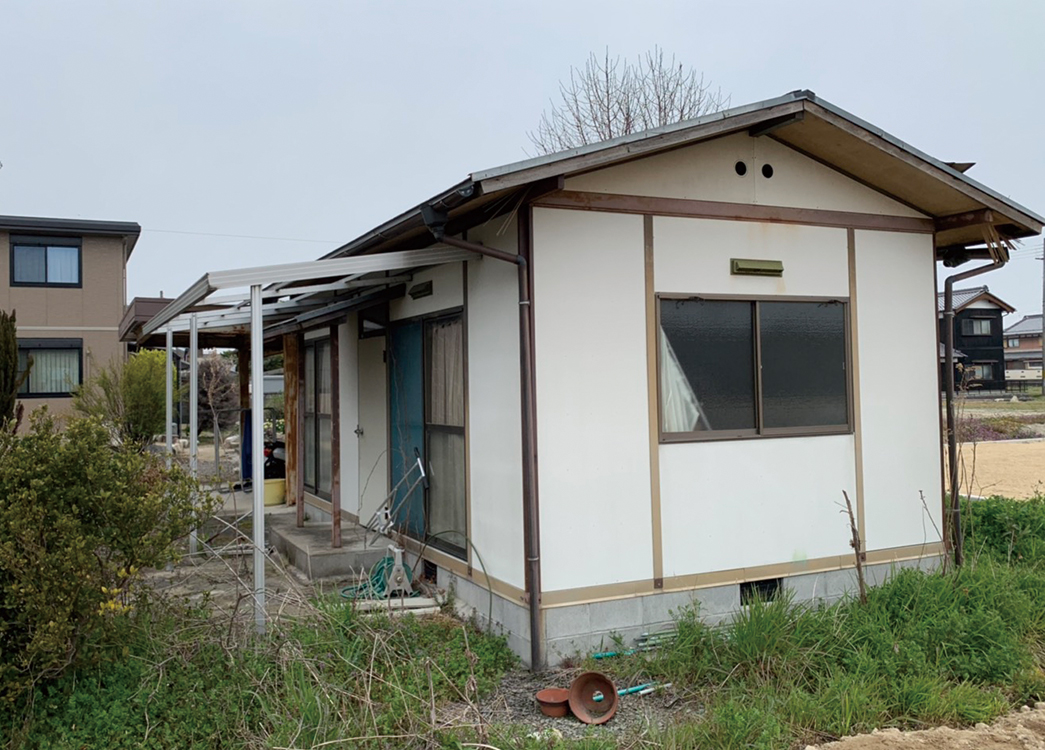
(1, 1, 1042, 318)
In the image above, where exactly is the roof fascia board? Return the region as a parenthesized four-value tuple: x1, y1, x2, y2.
(470, 92, 811, 184)
(956, 291, 1016, 314)
(475, 99, 806, 194)
(319, 179, 476, 260)
(142, 246, 474, 337)
(804, 100, 1045, 232)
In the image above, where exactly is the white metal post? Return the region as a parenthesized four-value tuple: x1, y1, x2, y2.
(250, 283, 266, 633)
(189, 313, 199, 556)
(165, 326, 173, 470)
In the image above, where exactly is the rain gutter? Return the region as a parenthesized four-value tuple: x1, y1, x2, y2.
(943, 257, 1006, 566)
(421, 205, 544, 670)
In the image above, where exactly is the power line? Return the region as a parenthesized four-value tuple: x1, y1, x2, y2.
(142, 227, 337, 244)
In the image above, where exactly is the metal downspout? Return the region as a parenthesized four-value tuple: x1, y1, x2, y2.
(424, 227, 544, 671)
(943, 257, 1005, 567)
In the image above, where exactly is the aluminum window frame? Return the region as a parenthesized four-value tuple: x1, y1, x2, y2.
(9, 235, 83, 288)
(302, 335, 333, 501)
(656, 293, 854, 444)
(16, 337, 84, 398)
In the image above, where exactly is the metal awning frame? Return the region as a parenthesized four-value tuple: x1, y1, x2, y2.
(152, 243, 478, 638)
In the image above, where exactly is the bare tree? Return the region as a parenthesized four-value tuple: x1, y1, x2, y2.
(528, 47, 730, 155)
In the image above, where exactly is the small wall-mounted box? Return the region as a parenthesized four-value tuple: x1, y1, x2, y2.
(731, 258, 784, 277)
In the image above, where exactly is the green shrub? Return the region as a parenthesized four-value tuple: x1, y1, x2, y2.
(0, 413, 207, 699)
(73, 350, 174, 448)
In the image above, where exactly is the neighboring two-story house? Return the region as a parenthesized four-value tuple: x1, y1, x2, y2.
(937, 286, 1014, 392)
(1004, 313, 1044, 385)
(1, 215, 141, 418)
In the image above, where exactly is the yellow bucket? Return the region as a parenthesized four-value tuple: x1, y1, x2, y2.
(263, 478, 286, 506)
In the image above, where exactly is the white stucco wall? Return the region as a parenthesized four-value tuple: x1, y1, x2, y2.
(338, 316, 360, 518)
(853, 230, 943, 549)
(390, 262, 463, 321)
(660, 435, 857, 575)
(532, 208, 653, 593)
(356, 335, 388, 520)
(653, 216, 856, 574)
(653, 217, 849, 297)
(565, 131, 926, 218)
(464, 218, 526, 589)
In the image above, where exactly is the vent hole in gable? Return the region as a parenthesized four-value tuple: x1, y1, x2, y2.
(762, 163, 774, 179)
(734, 161, 747, 176)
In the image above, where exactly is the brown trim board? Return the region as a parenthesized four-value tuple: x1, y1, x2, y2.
(398, 534, 528, 605)
(643, 215, 663, 588)
(848, 229, 866, 554)
(540, 541, 946, 608)
(532, 191, 935, 234)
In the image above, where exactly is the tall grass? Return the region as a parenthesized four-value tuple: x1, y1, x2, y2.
(0, 596, 515, 749)
(600, 494, 1045, 749)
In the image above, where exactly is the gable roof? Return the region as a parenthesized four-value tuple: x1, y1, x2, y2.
(936, 286, 1016, 314)
(324, 90, 1043, 263)
(1004, 314, 1043, 336)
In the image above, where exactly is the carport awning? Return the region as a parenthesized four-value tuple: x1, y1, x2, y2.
(137, 245, 476, 344)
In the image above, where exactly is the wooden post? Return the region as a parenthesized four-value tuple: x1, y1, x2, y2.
(295, 333, 306, 528)
(283, 334, 300, 509)
(330, 324, 342, 548)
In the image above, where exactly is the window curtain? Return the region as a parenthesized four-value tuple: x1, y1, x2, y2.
(26, 349, 79, 393)
(659, 328, 703, 433)
(427, 319, 464, 427)
(47, 246, 79, 284)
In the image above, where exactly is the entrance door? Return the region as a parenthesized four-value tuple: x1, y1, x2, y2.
(388, 321, 425, 538)
(387, 314, 467, 555)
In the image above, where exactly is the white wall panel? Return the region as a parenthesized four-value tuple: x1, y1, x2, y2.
(565, 132, 925, 218)
(532, 208, 653, 592)
(854, 230, 943, 549)
(338, 317, 360, 518)
(390, 262, 463, 321)
(464, 217, 525, 590)
(654, 216, 849, 298)
(357, 335, 388, 520)
(660, 436, 857, 575)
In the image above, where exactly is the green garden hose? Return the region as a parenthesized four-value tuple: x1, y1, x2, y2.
(339, 556, 416, 600)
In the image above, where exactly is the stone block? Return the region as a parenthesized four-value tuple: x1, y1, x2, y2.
(544, 603, 590, 640)
(588, 596, 643, 632)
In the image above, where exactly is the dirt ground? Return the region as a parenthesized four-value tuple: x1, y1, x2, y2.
(809, 704, 1045, 750)
(958, 440, 1045, 499)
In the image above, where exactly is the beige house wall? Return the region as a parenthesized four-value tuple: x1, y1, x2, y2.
(0, 230, 128, 420)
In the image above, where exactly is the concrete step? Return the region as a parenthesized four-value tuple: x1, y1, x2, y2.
(267, 514, 393, 580)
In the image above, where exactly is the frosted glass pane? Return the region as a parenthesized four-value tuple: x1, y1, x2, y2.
(317, 341, 332, 415)
(303, 415, 316, 489)
(760, 302, 848, 428)
(304, 347, 315, 412)
(318, 415, 332, 494)
(427, 430, 466, 552)
(13, 246, 45, 283)
(47, 246, 79, 283)
(659, 299, 755, 431)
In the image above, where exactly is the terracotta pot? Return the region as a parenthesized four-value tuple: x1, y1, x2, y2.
(535, 687, 570, 717)
(569, 672, 618, 725)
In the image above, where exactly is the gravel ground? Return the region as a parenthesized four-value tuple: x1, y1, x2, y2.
(438, 665, 702, 742)
(958, 440, 1045, 499)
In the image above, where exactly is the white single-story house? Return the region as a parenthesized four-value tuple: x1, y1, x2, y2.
(139, 90, 1043, 667)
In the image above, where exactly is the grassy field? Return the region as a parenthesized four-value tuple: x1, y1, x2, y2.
(5, 496, 1045, 749)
